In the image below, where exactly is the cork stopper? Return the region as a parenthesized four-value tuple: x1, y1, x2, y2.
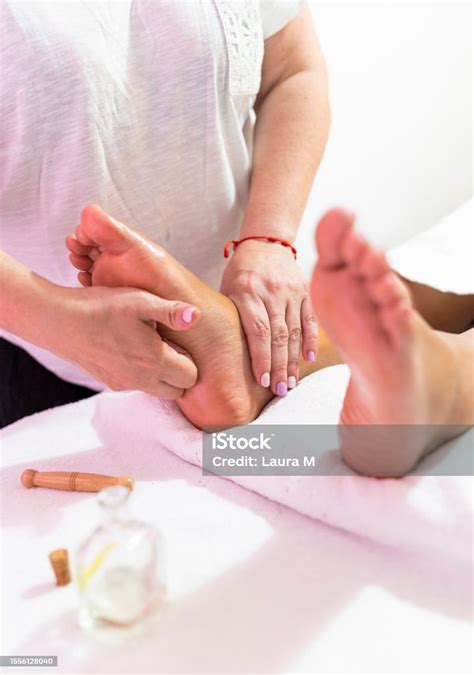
(49, 548, 71, 586)
(118, 476, 135, 491)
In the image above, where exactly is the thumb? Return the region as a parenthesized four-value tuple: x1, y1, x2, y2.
(138, 293, 201, 330)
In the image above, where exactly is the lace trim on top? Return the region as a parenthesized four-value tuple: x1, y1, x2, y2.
(214, 0, 264, 96)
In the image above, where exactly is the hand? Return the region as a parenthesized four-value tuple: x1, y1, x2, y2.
(220, 241, 318, 395)
(49, 285, 200, 399)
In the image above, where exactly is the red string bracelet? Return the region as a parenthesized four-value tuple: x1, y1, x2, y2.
(224, 236, 297, 260)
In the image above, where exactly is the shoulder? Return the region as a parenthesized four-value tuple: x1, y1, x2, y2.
(259, 0, 304, 39)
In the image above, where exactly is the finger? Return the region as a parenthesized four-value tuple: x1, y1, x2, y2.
(105, 373, 184, 400)
(138, 293, 201, 331)
(68, 253, 94, 272)
(264, 299, 289, 397)
(146, 380, 185, 400)
(65, 234, 93, 256)
(158, 340, 198, 389)
(286, 302, 302, 389)
(301, 296, 319, 362)
(232, 296, 272, 387)
(77, 271, 92, 287)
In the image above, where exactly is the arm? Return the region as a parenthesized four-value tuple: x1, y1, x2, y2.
(221, 2, 330, 395)
(0, 249, 199, 398)
(243, 1, 330, 239)
(0, 249, 64, 347)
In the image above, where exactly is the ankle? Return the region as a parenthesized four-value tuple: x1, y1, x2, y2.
(450, 332, 474, 424)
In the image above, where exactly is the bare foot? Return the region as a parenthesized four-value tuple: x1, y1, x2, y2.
(311, 209, 473, 477)
(65, 205, 270, 428)
(66, 205, 330, 429)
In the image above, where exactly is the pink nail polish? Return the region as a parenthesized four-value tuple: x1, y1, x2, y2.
(288, 376, 297, 389)
(276, 381, 287, 397)
(307, 351, 316, 362)
(182, 307, 195, 324)
(260, 372, 270, 388)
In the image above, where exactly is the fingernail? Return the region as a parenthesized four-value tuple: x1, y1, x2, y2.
(182, 307, 195, 324)
(260, 372, 270, 388)
(288, 376, 297, 389)
(276, 381, 287, 397)
(307, 351, 316, 362)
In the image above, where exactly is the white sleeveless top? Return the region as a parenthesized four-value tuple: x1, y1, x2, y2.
(0, 0, 302, 389)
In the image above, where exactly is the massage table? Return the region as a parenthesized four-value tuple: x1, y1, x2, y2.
(1, 201, 473, 673)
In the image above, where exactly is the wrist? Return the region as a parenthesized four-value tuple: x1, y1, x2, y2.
(33, 285, 84, 358)
(225, 236, 297, 261)
(239, 212, 299, 243)
(240, 223, 297, 243)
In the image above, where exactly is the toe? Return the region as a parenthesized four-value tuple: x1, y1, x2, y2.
(315, 208, 355, 269)
(380, 299, 413, 345)
(65, 234, 92, 256)
(367, 273, 399, 306)
(80, 204, 131, 254)
(358, 247, 389, 280)
(77, 271, 92, 287)
(342, 231, 367, 267)
(69, 252, 94, 272)
(89, 247, 101, 261)
(75, 222, 96, 247)
(368, 271, 412, 308)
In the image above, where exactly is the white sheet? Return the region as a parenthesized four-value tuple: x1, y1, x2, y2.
(1, 391, 472, 673)
(1, 205, 473, 672)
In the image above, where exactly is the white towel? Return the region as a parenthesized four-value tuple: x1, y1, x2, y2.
(91, 365, 472, 567)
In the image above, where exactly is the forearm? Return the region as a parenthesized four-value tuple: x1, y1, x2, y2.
(0, 249, 69, 349)
(241, 67, 330, 240)
(0, 243, 199, 397)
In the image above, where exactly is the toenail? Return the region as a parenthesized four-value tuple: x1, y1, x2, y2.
(182, 307, 195, 324)
(307, 351, 316, 362)
(288, 376, 297, 389)
(276, 381, 287, 397)
(260, 372, 270, 388)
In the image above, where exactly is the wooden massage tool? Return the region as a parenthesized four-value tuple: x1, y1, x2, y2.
(20, 469, 134, 492)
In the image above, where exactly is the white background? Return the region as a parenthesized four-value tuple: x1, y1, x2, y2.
(296, 0, 472, 276)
